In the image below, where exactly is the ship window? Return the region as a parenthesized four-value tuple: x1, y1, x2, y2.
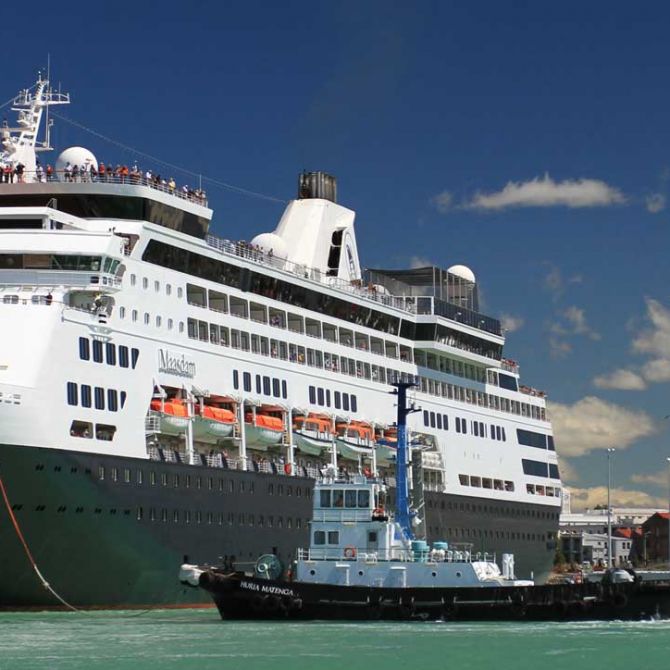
(333, 490, 344, 508)
(79, 337, 90, 360)
(287, 313, 304, 334)
(150, 472, 156, 485)
(327, 531, 339, 545)
(94, 387, 105, 410)
(131, 348, 140, 369)
(107, 389, 118, 411)
(272, 378, 280, 398)
(350, 395, 357, 413)
(177, 287, 183, 298)
(105, 343, 116, 365)
(263, 376, 271, 396)
(317, 388, 324, 406)
(309, 386, 316, 404)
(522, 459, 549, 478)
(130, 274, 136, 286)
(423, 410, 429, 426)
(306, 318, 321, 338)
(167, 318, 173, 330)
(459, 474, 469, 486)
(473, 421, 479, 437)
(131, 309, 138, 322)
(334, 391, 341, 409)
(340, 328, 353, 347)
(230, 296, 248, 319)
(81, 385, 92, 408)
(95, 423, 115, 444)
(92, 340, 103, 363)
(243, 372, 252, 393)
(119, 345, 129, 368)
(345, 490, 357, 508)
(120, 306, 126, 319)
(549, 463, 560, 479)
(70, 420, 92, 438)
(325, 389, 330, 407)
(436, 414, 442, 430)
(255, 375, 262, 394)
(67, 382, 78, 406)
(342, 393, 350, 412)
(120, 391, 127, 408)
(517, 429, 547, 450)
(166, 284, 172, 296)
(430, 412, 436, 428)
(357, 490, 370, 507)
(314, 530, 326, 545)
(142, 277, 148, 289)
(282, 380, 287, 399)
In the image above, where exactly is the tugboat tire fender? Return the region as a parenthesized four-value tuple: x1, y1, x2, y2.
(613, 592, 628, 608)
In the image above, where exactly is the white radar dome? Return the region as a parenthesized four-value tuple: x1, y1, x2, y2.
(56, 147, 98, 179)
(250, 232, 288, 260)
(447, 264, 476, 283)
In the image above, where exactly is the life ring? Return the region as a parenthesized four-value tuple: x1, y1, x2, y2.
(364, 467, 372, 478)
(343, 546, 357, 559)
(284, 463, 292, 475)
(373, 507, 384, 517)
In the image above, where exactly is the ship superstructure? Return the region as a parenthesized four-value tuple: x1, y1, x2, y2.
(0, 75, 561, 608)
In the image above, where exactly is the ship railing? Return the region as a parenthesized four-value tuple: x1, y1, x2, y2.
(145, 415, 161, 434)
(519, 384, 546, 398)
(311, 509, 375, 523)
(0, 170, 209, 207)
(205, 234, 420, 316)
(0, 269, 121, 290)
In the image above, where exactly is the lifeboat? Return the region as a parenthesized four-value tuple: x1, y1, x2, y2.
(245, 408, 284, 449)
(149, 398, 190, 435)
(335, 421, 374, 461)
(193, 404, 236, 443)
(293, 414, 334, 456)
(374, 426, 397, 464)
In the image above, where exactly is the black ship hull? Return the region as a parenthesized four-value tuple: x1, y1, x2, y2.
(0, 443, 557, 609)
(199, 572, 670, 622)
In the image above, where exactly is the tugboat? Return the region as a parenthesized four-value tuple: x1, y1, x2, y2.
(181, 381, 670, 621)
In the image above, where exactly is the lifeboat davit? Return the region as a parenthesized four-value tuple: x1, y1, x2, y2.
(193, 405, 236, 443)
(149, 398, 190, 435)
(335, 421, 374, 461)
(293, 415, 334, 456)
(244, 409, 284, 450)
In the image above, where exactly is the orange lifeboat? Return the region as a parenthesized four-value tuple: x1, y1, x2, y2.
(293, 414, 334, 456)
(193, 404, 236, 442)
(149, 398, 190, 434)
(335, 420, 374, 460)
(244, 407, 284, 449)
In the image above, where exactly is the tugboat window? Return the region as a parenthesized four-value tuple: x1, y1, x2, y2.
(333, 490, 344, 508)
(327, 531, 339, 544)
(320, 490, 331, 508)
(357, 490, 370, 507)
(314, 531, 326, 545)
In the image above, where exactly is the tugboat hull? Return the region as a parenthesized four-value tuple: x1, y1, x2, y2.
(199, 571, 670, 622)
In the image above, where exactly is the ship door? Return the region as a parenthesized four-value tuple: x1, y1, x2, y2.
(367, 530, 379, 551)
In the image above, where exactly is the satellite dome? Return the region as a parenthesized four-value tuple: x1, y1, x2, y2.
(55, 147, 98, 180)
(447, 264, 476, 283)
(250, 232, 288, 260)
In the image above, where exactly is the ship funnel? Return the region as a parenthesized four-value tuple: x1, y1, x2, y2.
(298, 171, 337, 203)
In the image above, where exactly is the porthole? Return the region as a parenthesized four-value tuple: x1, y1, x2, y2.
(358, 570, 364, 576)
(432, 571, 437, 578)
(456, 571, 462, 578)
(309, 569, 316, 576)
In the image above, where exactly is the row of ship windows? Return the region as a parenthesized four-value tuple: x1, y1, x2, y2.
(14, 502, 306, 530)
(66, 383, 127, 412)
(424, 496, 560, 521)
(522, 459, 560, 479)
(119, 306, 185, 333)
(69, 420, 117, 441)
(182, 283, 512, 392)
(423, 410, 508, 442)
(187, 317, 393, 383)
(187, 315, 543, 426)
(232, 370, 288, 399)
(128, 274, 183, 298)
(418, 378, 546, 422)
(308, 386, 358, 412)
(526, 484, 560, 497)
(457, 474, 515, 491)
(428, 527, 554, 543)
(78, 337, 140, 368)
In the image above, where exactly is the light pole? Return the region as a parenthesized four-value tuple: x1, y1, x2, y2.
(607, 448, 615, 569)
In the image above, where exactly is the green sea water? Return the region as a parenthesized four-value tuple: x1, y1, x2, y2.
(0, 609, 668, 670)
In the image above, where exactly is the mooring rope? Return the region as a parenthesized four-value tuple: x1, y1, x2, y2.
(0, 473, 80, 612)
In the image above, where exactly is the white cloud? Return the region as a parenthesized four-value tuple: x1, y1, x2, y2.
(641, 358, 670, 383)
(543, 265, 583, 301)
(464, 174, 626, 211)
(631, 472, 669, 487)
(431, 191, 453, 213)
(549, 336, 572, 359)
(646, 193, 666, 214)
(500, 313, 524, 333)
(557, 457, 579, 485)
(568, 486, 665, 511)
(633, 298, 670, 384)
(562, 306, 601, 340)
(409, 256, 431, 269)
(549, 396, 656, 457)
(592, 368, 647, 391)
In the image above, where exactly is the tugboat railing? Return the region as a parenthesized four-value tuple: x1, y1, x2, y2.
(297, 547, 498, 564)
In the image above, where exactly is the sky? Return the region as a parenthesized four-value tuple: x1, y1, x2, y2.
(2, 0, 670, 511)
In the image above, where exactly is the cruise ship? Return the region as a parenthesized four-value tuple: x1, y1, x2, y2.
(0, 75, 561, 609)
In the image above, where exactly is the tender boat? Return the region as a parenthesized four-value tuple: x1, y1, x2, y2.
(193, 404, 236, 442)
(149, 398, 190, 435)
(335, 421, 374, 461)
(292, 415, 334, 456)
(244, 409, 284, 449)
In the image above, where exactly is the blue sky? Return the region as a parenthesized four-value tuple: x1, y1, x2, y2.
(3, 1, 670, 509)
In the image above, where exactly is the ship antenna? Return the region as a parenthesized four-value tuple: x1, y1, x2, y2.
(391, 377, 421, 541)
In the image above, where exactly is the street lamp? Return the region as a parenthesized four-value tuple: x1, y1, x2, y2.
(607, 448, 615, 569)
